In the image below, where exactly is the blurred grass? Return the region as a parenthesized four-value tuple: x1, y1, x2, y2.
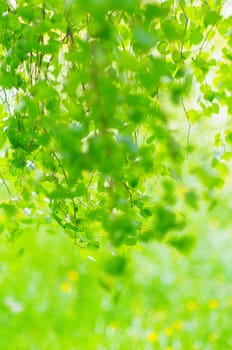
(1, 200, 232, 350)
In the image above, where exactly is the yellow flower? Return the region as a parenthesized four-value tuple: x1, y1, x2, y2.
(208, 333, 219, 342)
(164, 327, 173, 337)
(60, 282, 72, 293)
(186, 300, 197, 311)
(209, 299, 219, 310)
(146, 332, 158, 343)
(173, 320, 183, 331)
(108, 321, 119, 329)
(67, 270, 79, 282)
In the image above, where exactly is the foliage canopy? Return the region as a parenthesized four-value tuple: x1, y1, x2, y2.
(0, 0, 231, 257)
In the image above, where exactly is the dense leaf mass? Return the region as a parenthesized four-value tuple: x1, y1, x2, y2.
(0, 0, 230, 251)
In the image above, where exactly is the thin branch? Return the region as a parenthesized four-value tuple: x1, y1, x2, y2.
(0, 171, 13, 197)
(122, 181, 133, 209)
(52, 152, 77, 221)
(181, 97, 192, 159)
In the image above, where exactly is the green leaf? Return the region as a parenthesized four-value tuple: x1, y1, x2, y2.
(157, 41, 169, 54)
(144, 4, 169, 21)
(204, 10, 219, 27)
(225, 131, 232, 145)
(0, 131, 6, 148)
(190, 28, 204, 45)
(104, 256, 127, 275)
(185, 191, 198, 210)
(133, 27, 157, 50)
(161, 19, 182, 40)
(76, 184, 87, 197)
(168, 235, 195, 254)
(140, 208, 152, 218)
(172, 49, 181, 62)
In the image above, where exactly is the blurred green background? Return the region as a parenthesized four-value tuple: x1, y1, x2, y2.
(1, 1, 232, 349)
(1, 192, 232, 350)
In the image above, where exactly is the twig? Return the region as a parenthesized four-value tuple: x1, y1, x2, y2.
(52, 152, 77, 221)
(122, 181, 133, 208)
(181, 97, 192, 159)
(0, 171, 13, 197)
